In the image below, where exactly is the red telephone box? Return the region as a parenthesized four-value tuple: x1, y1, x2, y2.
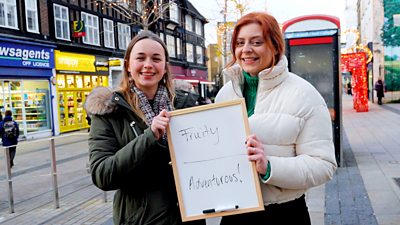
(283, 15, 342, 166)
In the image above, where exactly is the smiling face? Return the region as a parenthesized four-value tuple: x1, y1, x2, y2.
(235, 23, 274, 76)
(128, 38, 166, 98)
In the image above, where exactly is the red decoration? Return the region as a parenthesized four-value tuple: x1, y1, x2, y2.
(341, 53, 368, 112)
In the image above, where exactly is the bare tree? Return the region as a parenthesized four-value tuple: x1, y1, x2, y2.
(95, 0, 174, 30)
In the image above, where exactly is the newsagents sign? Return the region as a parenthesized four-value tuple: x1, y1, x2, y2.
(0, 40, 54, 69)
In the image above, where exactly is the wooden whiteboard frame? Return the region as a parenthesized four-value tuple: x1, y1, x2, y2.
(167, 99, 264, 221)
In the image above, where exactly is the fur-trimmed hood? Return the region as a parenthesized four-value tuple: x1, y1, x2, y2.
(84, 86, 119, 116)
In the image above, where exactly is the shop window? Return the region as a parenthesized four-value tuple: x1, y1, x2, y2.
(84, 76, 91, 88)
(2, 80, 51, 135)
(66, 92, 75, 125)
(66, 75, 75, 88)
(100, 76, 107, 86)
(76, 75, 83, 88)
(57, 75, 66, 88)
(92, 76, 99, 87)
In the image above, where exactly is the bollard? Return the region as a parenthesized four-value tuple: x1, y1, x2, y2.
(103, 191, 107, 203)
(3, 146, 15, 213)
(49, 138, 60, 209)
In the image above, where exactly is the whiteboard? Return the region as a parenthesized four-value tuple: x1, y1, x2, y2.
(167, 99, 264, 221)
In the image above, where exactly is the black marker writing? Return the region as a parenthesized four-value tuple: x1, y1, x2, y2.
(178, 125, 219, 145)
(188, 163, 243, 190)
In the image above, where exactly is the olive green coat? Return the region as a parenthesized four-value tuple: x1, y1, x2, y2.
(85, 86, 203, 225)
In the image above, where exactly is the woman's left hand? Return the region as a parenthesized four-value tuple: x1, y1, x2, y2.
(246, 134, 268, 175)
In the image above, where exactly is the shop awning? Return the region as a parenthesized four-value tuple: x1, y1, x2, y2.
(174, 76, 215, 85)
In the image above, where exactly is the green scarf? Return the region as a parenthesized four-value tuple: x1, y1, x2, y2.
(242, 71, 259, 117)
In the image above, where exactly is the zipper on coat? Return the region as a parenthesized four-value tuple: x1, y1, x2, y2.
(130, 121, 139, 137)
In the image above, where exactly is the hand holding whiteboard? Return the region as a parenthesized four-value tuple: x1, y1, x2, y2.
(167, 99, 264, 221)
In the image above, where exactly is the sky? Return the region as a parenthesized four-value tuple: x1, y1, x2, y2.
(189, 0, 346, 46)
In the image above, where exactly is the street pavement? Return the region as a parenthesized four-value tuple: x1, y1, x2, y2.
(0, 94, 399, 225)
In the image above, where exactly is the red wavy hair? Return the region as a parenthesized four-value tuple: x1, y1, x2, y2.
(227, 12, 285, 69)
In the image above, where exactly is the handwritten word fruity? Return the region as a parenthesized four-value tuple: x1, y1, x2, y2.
(188, 163, 243, 191)
(178, 125, 219, 145)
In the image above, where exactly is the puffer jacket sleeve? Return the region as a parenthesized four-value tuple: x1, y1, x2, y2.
(267, 104, 337, 189)
(89, 114, 163, 191)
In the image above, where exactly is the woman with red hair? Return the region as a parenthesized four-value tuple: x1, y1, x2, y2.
(215, 12, 337, 225)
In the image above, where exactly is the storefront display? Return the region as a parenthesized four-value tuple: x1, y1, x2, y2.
(55, 51, 109, 132)
(0, 80, 51, 135)
(0, 37, 55, 139)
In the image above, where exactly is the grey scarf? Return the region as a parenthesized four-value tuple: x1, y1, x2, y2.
(131, 84, 173, 142)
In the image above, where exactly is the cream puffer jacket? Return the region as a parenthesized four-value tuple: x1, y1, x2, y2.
(215, 56, 337, 205)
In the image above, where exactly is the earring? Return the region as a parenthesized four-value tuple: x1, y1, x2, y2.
(162, 74, 167, 84)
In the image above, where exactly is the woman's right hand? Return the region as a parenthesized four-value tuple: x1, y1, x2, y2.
(151, 109, 170, 140)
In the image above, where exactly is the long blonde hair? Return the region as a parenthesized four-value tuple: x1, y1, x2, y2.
(118, 31, 175, 123)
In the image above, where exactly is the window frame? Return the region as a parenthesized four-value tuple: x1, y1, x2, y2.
(0, 0, 18, 29)
(186, 43, 194, 63)
(185, 14, 192, 32)
(53, 4, 70, 41)
(118, 22, 131, 50)
(176, 37, 182, 58)
(103, 18, 115, 49)
(196, 46, 203, 64)
(136, 0, 142, 12)
(25, 0, 39, 33)
(81, 12, 100, 46)
(166, 34, 176, 58)
(169, 0, 179, 23)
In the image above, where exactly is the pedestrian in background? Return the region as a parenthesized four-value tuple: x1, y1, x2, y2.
(174, 79, 199, 109)
(375, 78, 384, 105)
(346, 80, 352, 95)
(85, 31, 205, 225)
(0, 110, 20, 168)
(215, 12, 337, 225)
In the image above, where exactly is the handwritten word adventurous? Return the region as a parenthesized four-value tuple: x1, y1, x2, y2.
(178, 125, 220, 145)
(188, 164, 243, 190)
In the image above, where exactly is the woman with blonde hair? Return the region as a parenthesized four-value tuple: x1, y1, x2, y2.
(85, 31, 205, 225)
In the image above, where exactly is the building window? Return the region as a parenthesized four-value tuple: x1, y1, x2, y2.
(177, 37, 181, 58)
(185, 15, 192, 32)
(186, 43, 194, 63)
(118, 23, 131, 50)
(103, 18, 115, 48)
(54, 4, 70, 40)
(81, 12, 100, 46)
(136, 0, 142, 12)
(25, 0, 39, 33)
(196, 46, 203, 64)
(166, 35, 175, 58)
(0, 0, 18, 29)
(159, 32, 164, 42)
(169, 0, 179, 23)
(195, 19, 202, 35)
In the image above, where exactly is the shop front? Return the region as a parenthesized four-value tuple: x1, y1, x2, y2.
(170, 65, 211, 97)
(55, 51, 109, 133)
(0, 37, 55, 139)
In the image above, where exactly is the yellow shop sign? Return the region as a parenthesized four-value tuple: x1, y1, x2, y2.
(55, 50, 96, 72)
